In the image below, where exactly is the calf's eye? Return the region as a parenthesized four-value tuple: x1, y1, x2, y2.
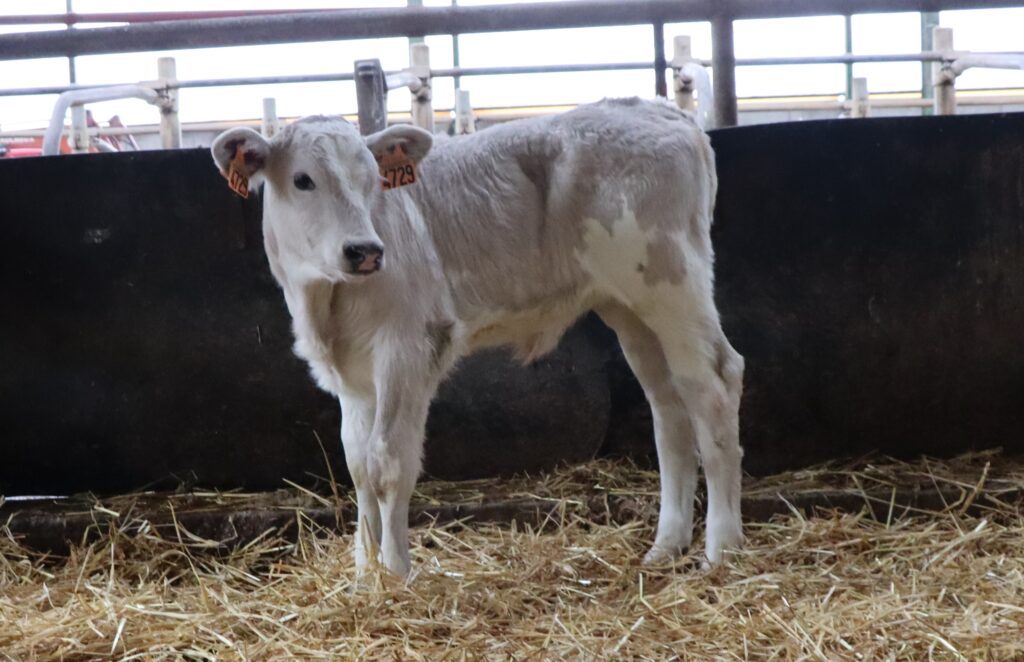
(293, 173, 316, 191)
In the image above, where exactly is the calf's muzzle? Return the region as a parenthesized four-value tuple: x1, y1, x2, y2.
(343, 242, 385, 274)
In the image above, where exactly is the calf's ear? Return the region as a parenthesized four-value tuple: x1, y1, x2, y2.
(211, 127, 271, 181)
(365, 125, 433, 164)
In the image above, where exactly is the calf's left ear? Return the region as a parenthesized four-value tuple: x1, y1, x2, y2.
(365, 125, 433, 164)
(211, 127, 271, 180)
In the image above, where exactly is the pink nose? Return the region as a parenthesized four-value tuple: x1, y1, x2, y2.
(343, 243, 384, 274)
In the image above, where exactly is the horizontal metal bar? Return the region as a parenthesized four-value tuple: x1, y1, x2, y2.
(0, 73, 360, 98)
(455, 51, 1024, 72)
(384, 70, 422, 92)
(4, 91, 1023, 139)
(740, 52, 942, 66)
(740, 50, 1024, 66)
(726, 0, 1024, 17)
(951, 53, 1024, 75)
(180, 72, 357, 89)
(0, 84, 95, 97)
(431, 62, 655, 78)
(8, 50, 1024, 99)
(0, 10, 332, 26)
(2, 0, 1023, 61)
(2, 89, 1022, 138)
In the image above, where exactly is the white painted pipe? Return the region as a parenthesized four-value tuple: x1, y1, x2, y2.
(70, 105, 88, 153)
(157, 57, 182, 149)
(91, 139, 118, 153)
(851, 77, 870, 118)
(43, 84, 160, 155)
(932, 27, 956, 116)
(950, 53, 1024, 76)
(385, 70, 423, 93)
(409, 42, 434, 132)
(679, 61, 714, 130)
(455, 89, 475, 134)
(261, 97, 280, 138)
(672, 35, 695, 112)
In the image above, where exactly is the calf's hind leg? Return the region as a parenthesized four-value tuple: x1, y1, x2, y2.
(597, 302, 700, 563)
(630, 283, 745, 565)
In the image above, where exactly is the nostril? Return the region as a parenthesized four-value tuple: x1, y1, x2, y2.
(343, 242, 385, 273)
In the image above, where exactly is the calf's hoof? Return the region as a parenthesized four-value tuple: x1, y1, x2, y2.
(642, 539, 690, 566)
(704, 522, 744, 566)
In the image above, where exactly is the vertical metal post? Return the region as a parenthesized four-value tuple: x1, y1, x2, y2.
(455, 89, 475, 134)
(920, 11, 940, 114)
(452, 0, 462, 91)
(409, 43, 434, 132)
(653, 22, 667, 98)
(407, 0, 430, 131)
(672, 35, 695, 112)
(933, 26, 957, 116)
(157, 56, 182, 149)
(851, 77, 870, 118)
(711, 16, 738, 128)
(66, 0, 77, 85)
(844, 14, 853, 101)
(261, 97, 280, 138)
(407, 0, 424, 45)
(70, 105, 88, 153)
(355, 58, 388, 135)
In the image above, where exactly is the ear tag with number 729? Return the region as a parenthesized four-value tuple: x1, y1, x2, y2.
(376, 143, 417, 190)
(226, 144, 250, 199)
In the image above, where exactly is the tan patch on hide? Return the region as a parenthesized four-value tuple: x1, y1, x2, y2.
(642, 236, 686, 286)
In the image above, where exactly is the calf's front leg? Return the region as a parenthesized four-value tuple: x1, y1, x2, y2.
(339, 394, 381, 574)
(365, 354, 435, 578)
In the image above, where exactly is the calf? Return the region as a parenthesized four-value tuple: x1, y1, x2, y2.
(211, 98, 744, 577)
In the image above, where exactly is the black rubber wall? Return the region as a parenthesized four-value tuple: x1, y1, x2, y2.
(2, 112, 1022, 494)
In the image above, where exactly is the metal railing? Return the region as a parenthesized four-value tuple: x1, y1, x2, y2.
(1, 0, 1023, 144)
(3, 1, 1024, 60)
(0, 51, 976, 99)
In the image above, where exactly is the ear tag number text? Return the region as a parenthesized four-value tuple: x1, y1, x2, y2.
(226, 144, 250, 199)
(377, 143, 417, 191)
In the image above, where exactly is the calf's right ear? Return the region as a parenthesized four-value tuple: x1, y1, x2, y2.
(365, 125, 433, 164)
(211, 127, 271, 182)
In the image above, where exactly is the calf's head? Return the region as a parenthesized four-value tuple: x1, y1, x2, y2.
(211, 117, 432, 282)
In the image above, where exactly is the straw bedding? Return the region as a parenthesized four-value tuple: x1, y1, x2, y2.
(2, 450, 1024, 660)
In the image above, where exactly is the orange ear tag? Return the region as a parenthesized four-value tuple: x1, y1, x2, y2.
(376, 143, 417, 191)
(226, 144, 250, 199)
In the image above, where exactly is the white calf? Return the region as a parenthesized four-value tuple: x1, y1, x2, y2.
(211, 98, 744, 577)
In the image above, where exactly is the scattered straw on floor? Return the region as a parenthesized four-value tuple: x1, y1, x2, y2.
(3, 451, 1024, 660)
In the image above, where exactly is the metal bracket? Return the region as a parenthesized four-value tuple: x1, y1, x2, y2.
(355, 58, 387, 135)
